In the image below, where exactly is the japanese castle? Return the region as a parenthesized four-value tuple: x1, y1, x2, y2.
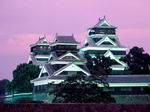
(28, 17, 150, 103)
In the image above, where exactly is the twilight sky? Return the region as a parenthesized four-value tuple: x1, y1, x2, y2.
(0, 0, 150, 80)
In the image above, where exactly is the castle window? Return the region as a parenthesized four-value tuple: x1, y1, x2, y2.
(85, 43, 89, 47)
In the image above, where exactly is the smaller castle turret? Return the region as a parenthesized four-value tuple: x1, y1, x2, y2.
(28, 35, 51, 67)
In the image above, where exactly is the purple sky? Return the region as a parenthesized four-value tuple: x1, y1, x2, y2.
(0, 0, 150, 80)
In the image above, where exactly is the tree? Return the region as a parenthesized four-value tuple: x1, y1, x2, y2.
(11, 63, 40, 93)
(0, 79, 10, 95)
(85, 54, 113, 77)
(122, 47, 150, 74)
(50, 74, 115, 103)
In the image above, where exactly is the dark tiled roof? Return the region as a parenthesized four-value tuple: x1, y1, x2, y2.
(51, 51, 58, 60)
(55, 35, 79, 44)
(106, 75, 150, 83)
(52, 64, 66, 71)
(45, 64, 55, 76)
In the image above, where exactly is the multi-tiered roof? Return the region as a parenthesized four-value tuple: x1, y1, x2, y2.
(31, 34, 91, 85)
(81, 17, 128, 74)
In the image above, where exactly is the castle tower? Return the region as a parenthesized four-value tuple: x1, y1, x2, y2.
(80, 17, 128, 74)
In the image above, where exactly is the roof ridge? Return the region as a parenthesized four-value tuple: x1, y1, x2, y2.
(50, 62, 73, 77)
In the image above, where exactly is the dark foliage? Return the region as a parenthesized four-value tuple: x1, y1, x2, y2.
(85, 53, 113, 76)
(0, 79, 10, 95)
(50, 74, 115, 103)
(122, 47, 150, 74)
(10, 63, 40, 93)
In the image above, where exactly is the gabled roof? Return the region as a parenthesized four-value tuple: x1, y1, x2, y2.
(31, 63, 91, 83)
(48, 51, 86, 62)
(38, 66, 50, 78)
(53, 63, 91, 76)
(104, 50, 127, 67)
(37, 63, 66, 78)
(81, 35, 127, 51)
(96, 36, 117, 46)
(30, 36, 50, 47)
(89, 17, 117, 29)
(58, 52, 80, 60)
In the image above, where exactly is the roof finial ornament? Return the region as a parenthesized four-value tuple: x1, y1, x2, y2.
(104, 16, 106, 19)
(99, 17, 101, 21)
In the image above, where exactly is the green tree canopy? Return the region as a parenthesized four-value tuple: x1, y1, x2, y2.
(11, 63, 40, 93)
(50, 74, 115, 103)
